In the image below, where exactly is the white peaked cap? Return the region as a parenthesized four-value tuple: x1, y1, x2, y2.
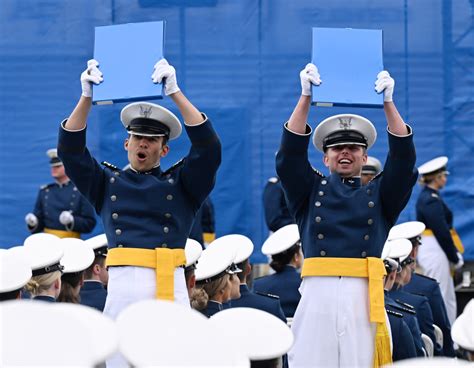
(117, 300, 249, 367)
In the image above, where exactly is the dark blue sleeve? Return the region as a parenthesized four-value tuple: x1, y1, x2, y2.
(273, 299, 287, 322)
(418, 299, 443, 356)
(201, 198, 215, 233)
(72, 196, 97, 233)
(429, 284, 455, 356)
(420, 198, 458, 263)
(263, 181, 294, 232)
(396, 320, 418, 360)
(379, 126, 418, 224)
(57, 122, 106, 213)
(180, 117, 221, 209)
(31, 190, 45, 233)
(276, 123, 316, 217)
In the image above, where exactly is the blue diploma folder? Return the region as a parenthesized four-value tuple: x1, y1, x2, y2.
(311, 27, 384, 108)
(93, 21, 165, 105)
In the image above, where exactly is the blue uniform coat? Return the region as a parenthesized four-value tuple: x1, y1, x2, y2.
(199, 300, 223, 318)
(230, 284, 286, 322)
(386, 309, 417, 361)
(79, 281, 107, 312)
(57, 117, 221, 250)
(253, 265, 301, 317)
(262, 178, 294, 232)
(404, 273, 455, 356)
(30, 181, 96, 234)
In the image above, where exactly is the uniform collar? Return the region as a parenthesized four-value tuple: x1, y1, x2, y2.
(240, 284, 250, 293)
(333, 173, 361, 187)
(55, 179, 71, 188)
(424, 186, 439, 194)
(129, 164, 162, 176)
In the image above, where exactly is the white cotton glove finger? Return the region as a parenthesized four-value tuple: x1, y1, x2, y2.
(454, 252, 464, 270)
(151, 58, 180, 96)
(25, 213, 38, 227)
(300, 63, 321, 96)
(374, 70, 394, 102)
(80, 59, 104, 98)
(59, 211, 74, 225)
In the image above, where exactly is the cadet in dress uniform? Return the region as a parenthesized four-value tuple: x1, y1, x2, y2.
(25, 149, 96, 238)
(361, 156, 383, 185)
(388, 245, 442, 356)
(416, 156, 464, 325)
(277, 64, 417, 367)
(80, 234, 109, 311)
(57, 58, 221, 319)
(451, 299, 474, 361)
(191, 242, 236, 317)
(0, 248, 32, 301)
(189, 197, 216, 246)
(389, 221, 456, 357)
(223, 234, 287, 322)
(23, 234, 64, 302)
(253, 224, 302, 318)
(382, 238, 420, 360)
(263, 176, 295, 233)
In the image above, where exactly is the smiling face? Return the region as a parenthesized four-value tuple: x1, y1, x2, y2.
(124, 134, 169, 172)
(323, 144, 368, 178)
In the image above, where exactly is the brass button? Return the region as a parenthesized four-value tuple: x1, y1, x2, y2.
(361, 251, 367, 257)
(117, 244, 123, 248)
(321, 180, 327, 185)
(315, 201, 321, 207)
(315, 216, 322, 223)
(168, 178, 175, 184)
(366, 189, 372, 195)
(112, 213, 118, 220)
(320, 250, 326, 256)
(165, 213, 172, 219)
(318, 191, 324, 196)
(364, 235, 370, 241)
(73, 187, 78, 191)
(163, 227, 169, 233)
(317, 233, 324, 240)
(110, 177, 116, 184)
(111, 195, 117, 201)
(368, 218, 374, 225)
(114, 171, 120, 176)
(115, 229, 122, 235)
(368, 201, 375, 208)
(166, 194, 173, 201)
(162, 243, 168, 248)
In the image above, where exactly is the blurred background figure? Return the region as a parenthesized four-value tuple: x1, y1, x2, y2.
(189, 197, 216, 247)
(81, 234, 109, 311)
(361, 156, 382, 185)
(24, 148, 96, 239)
(416, 156, 464, 325)
(263, 176, 294, 233)
(253, 224, 302, 318)
(451, 298, 474, 361)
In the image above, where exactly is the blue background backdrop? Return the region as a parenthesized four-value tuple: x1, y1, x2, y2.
(0, 0, 473, 262)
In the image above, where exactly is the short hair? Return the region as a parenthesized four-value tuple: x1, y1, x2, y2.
(84, 255, 106, 280)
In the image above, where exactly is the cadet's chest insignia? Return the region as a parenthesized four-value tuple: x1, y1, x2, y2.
(268, 177, 279, 184)
(431, 193, 439, 198)
(396, 299, 414, 310)
(386, 309, 403, 318)
(162, 158, 185, 176)
(255, 291, 280, 299)
(101, 161, 119, 171)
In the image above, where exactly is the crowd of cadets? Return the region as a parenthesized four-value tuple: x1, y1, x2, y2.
(0, 59, 472, 367)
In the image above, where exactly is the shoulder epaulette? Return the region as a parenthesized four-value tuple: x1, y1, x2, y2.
(431, 193, 439, 199)
(387, 302, 416, 315)
(396, 299, 415, 310)
(415, 273, 437, 282)
(101, 161, 119, 171)
(162, 158, 185, 176)
(255, 291, 280, 299)
(268, 177, 279, 184)
(40, 183, 54, 190)
(312, 168, 325, 178)
(386, 309, 403, 318)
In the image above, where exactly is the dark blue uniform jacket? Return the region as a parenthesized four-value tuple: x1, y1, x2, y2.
(386, 309, 417, 361)
(57, 117, 221, 250)
(200, 300, 223, 318)
(79, 281, 107, 312)
(263, 178, 294, 232)
(276, 124, 417, 259)
(253, 265, 301, 317)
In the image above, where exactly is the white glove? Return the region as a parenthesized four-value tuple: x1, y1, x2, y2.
(375, 70, 395, 102)
(454, 252, 464, 270)
(80, 59, 103, 98)
(59, 211, 74, 226)
(25, 213, 38, 227)
(300, 63, 321, 96)
(151, 58, 180, 96)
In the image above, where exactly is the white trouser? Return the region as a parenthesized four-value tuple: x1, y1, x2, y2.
(288, 276, 376, 368)
(418, 235, 457, 325)
(104, 266, 190, 368)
